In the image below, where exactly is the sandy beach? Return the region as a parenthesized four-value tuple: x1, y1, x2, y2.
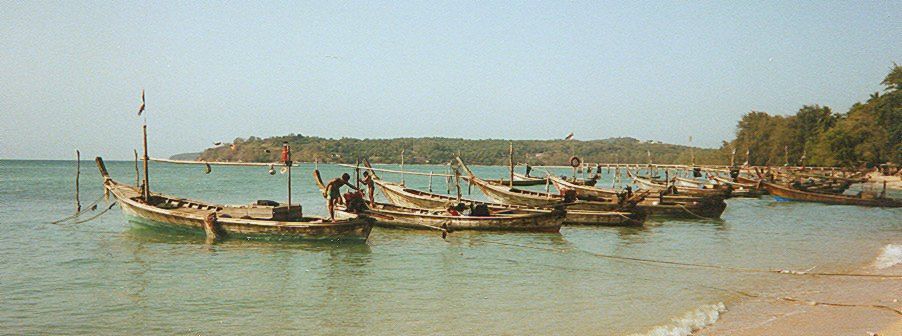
(699, 249, 902, 336)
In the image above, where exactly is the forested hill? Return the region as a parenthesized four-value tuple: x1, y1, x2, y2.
(186, 64, 901, 167)
(188, 137, 723, 166)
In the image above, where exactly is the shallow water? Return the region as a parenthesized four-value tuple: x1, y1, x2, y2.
(1, 160, 899, 335)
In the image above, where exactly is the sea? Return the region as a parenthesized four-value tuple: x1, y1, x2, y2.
(1, 159, 899, 335)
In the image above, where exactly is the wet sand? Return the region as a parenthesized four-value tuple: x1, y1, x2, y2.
(699, 265, 901, 335)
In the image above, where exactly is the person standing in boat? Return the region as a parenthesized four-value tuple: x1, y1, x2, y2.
(360, 171, 375, 206)
(325, 173, 359, 222)
(524, 163, 533, 177)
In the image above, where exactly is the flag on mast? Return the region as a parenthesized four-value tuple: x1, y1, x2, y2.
(137, 90, 145, 116)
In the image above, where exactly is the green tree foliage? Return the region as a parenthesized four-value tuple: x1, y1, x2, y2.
(725, 64, 901, 167)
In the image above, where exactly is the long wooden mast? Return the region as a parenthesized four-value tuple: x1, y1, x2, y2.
(508, 142, 514, 188)
(142, 124, 150, 202)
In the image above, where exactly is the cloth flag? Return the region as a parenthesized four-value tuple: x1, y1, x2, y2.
(137, 90, 145, 116)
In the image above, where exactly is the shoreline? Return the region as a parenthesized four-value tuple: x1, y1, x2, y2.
(697, 246, 901, 336)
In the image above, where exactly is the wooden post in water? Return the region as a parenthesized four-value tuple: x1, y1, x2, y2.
(281, 142, 291, 207)
(508, 142, 514, 188)
(428, 171, 433, 192)
(142, 124, 150, 202)
(400, 149, 405, 186)
(75, 150, 81, 212)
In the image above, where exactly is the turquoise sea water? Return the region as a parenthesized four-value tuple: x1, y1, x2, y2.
(1, 160, 899, 335)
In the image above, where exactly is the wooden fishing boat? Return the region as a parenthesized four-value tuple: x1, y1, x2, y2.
(546, 175, 727, 219)
(631, 175, 731, 198)
(96, 157, 374, 241)
(337, 202, 565, 232)
(461, 173, 547, 186)
(372, 178, 646, 226)
(312, 169, 566, 231)
(710, 176, 766, 197)
(762, 181, 901, 207)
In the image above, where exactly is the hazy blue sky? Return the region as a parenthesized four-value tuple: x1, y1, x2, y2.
(2, 1, 899, 159)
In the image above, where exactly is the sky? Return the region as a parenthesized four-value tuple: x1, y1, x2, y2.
(1, 1, 900, 160)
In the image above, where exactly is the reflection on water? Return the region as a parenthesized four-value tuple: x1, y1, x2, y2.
(1, 160, 899, 335)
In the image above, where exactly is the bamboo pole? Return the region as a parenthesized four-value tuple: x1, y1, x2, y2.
(355, 159, 361, 189)
(508, 142, 514, 187)
(75, 150, 81, 212)
(134, 149, 140, 186)
(142, 124, 150, 202)
(287, 145, 292, 207)
(454, 167, 461, 202)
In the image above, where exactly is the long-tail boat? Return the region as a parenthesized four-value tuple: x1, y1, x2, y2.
(630, 174, 731, 198)
(362, 161, 646, 226)
(462, 173, 547, 186)
(710, 175, 766, 197)
(547, 175, 728, 219)
(313, 169, 565, 232)
(95, 157, 374, 241)
(761, 181, 901, 207)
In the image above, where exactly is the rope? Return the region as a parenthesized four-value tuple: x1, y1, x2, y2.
(468, 237, 902, 279)
(71, 203, 116, 224)
(677, 203, 717, 220)
(51, 194, 106, 224)
(699, 285, 902, 316)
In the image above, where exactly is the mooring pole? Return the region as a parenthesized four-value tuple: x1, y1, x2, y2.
(400, 149, 405, 186)
(142, 124, 150, 202)
(284, 143, 292, 207)
(75, 149, 81, 212)
(508, 142, 514, 188)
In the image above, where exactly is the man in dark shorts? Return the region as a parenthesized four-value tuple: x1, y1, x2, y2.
(324, 173, 359, 222)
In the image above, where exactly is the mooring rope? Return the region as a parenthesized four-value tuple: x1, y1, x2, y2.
(468, 238, 902, 279)
(700, 284, 902, 316)
(51, 194, 106, 224)
(71, 203, 116, 224)
(677, 204, 717, 220)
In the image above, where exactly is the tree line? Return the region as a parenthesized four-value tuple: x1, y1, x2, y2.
(725, 64, 900, 167)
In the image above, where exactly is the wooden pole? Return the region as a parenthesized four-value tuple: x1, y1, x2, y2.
(400, 149, 405, 186)
(286, 145, 292, 207)
(355, 159, 361, 189)
(508, 142, 514, 188)
(454, 167, 461, 202)
(142, 124, 150, 202)
(428, 171, 434, 192)
(75, 150, 81, 212)
(133, 149, 140, 186)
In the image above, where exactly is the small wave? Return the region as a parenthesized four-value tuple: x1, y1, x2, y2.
(630, 302, 726, 336)
(875, 244, 902, 269)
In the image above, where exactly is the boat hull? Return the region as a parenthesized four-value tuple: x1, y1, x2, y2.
(762, 182, 901, 207)
(114, 198, 373, 241)
(338, 203, 564, 232)
(376, 181, 644, 226)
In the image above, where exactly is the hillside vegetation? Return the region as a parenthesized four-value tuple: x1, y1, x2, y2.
(193, 136, 721, 166)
